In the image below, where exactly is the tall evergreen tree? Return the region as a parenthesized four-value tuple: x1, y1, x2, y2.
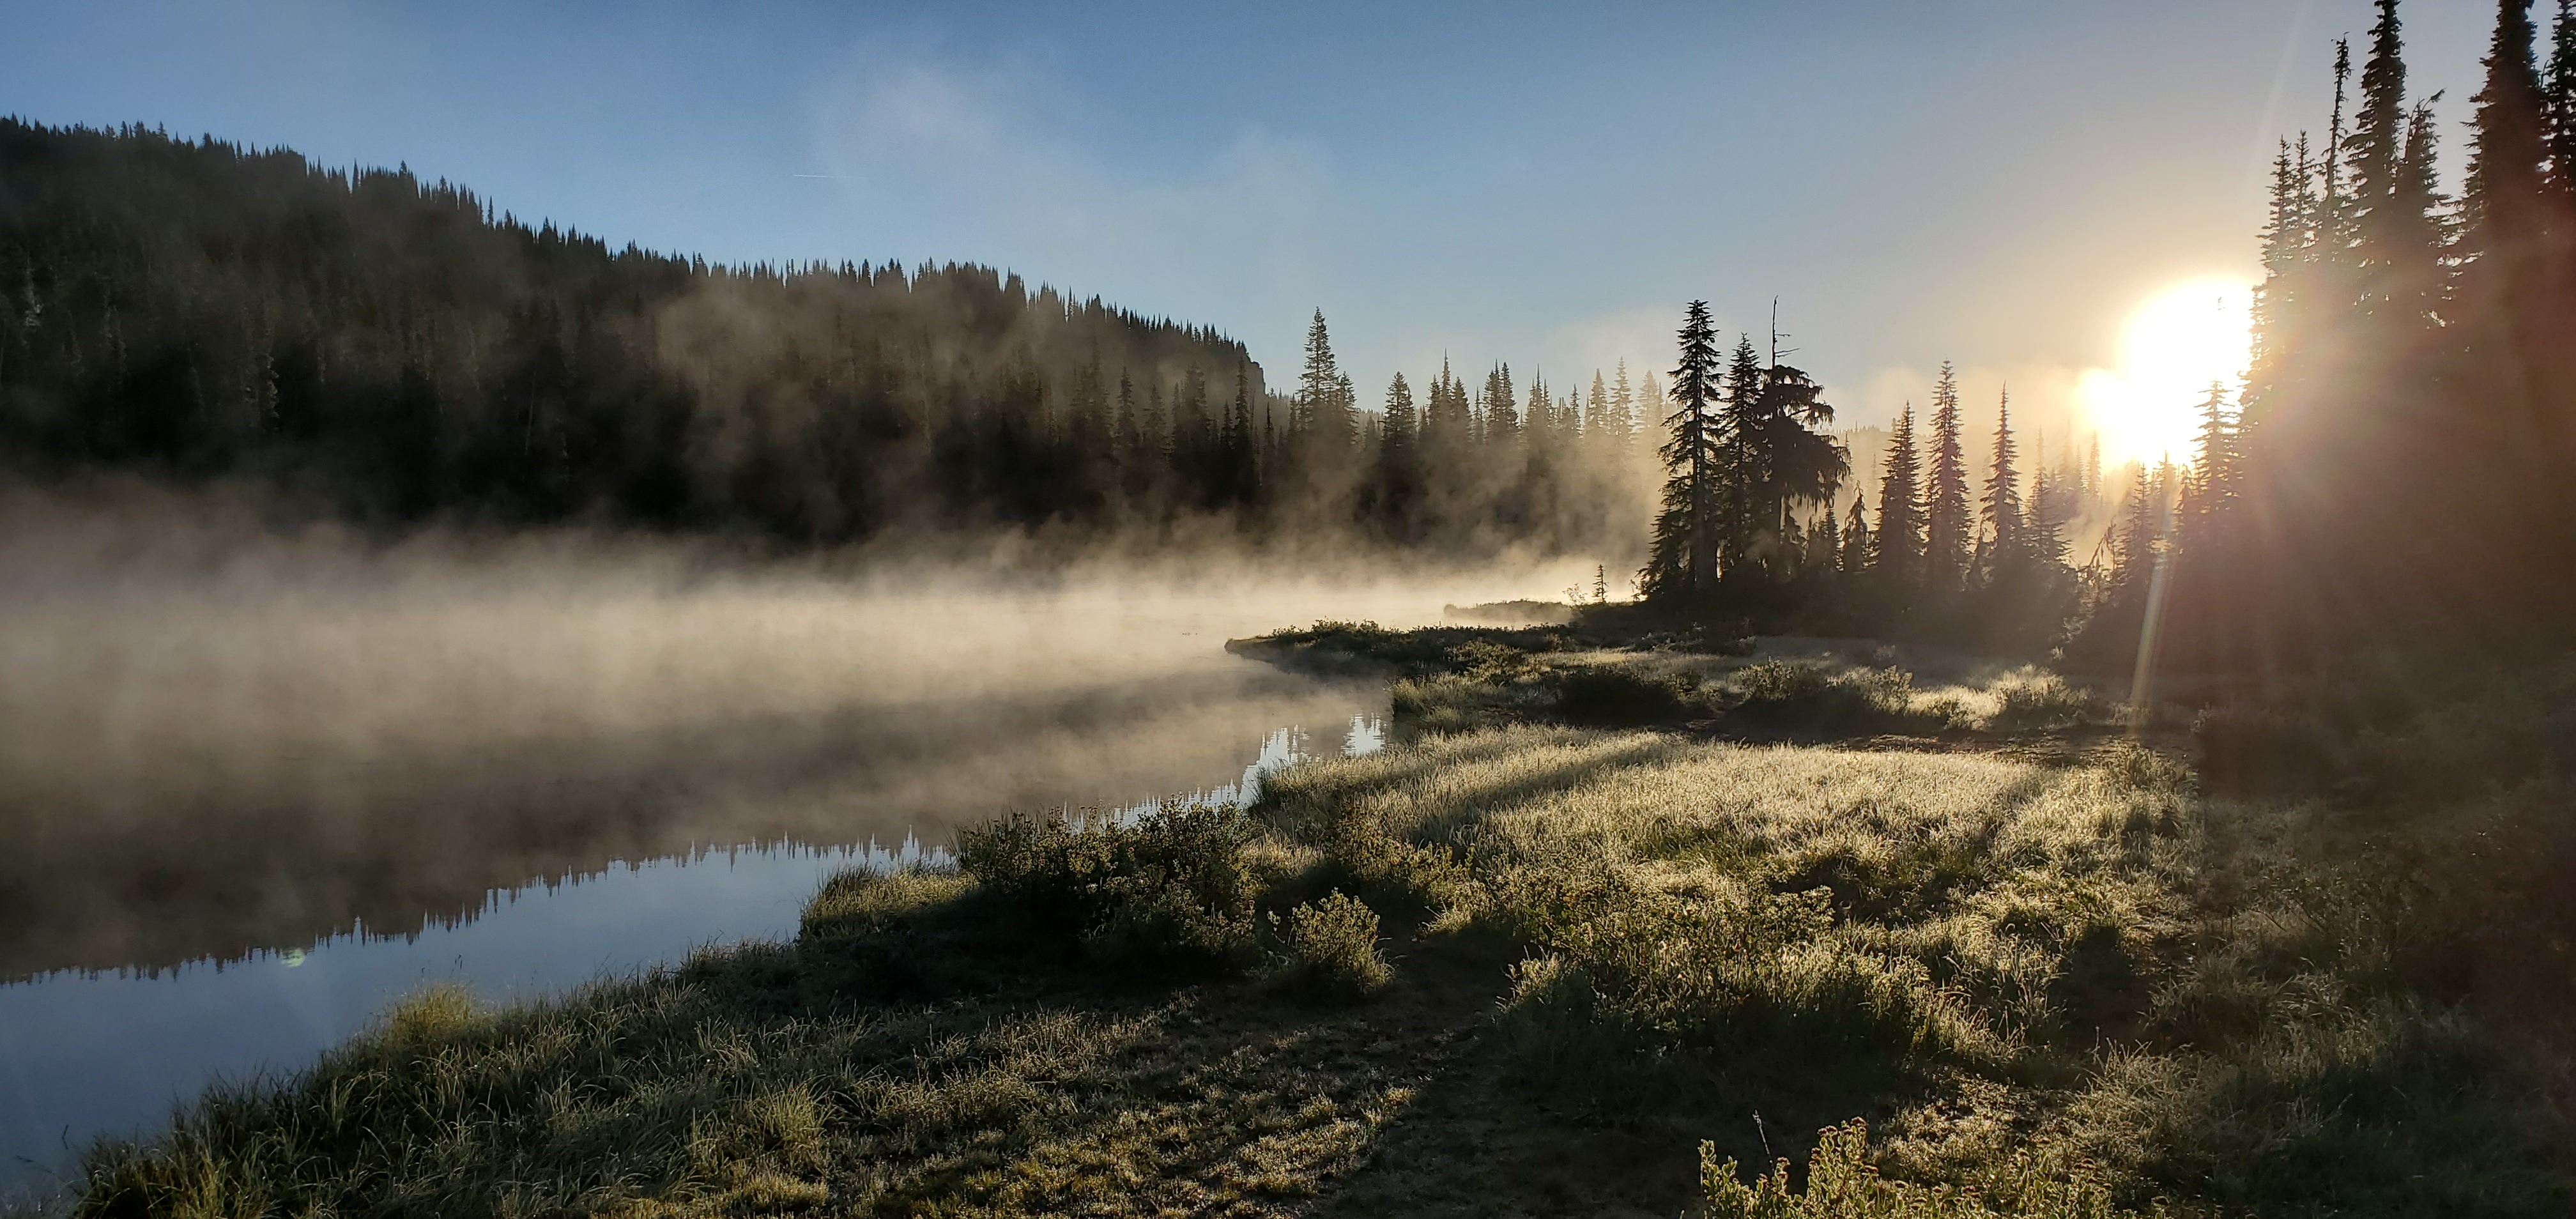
(1482, 364, 1519, 442)
(1612, 360, 1637, 456)
(1922, 362, 1971, 593)
(2547, 1, 2576, 201)
(1841, 491, 1871, 578)
(1980, 385, 2023, 582)
(2464, 0, 2552, 265)
(1874, 403, 1924, 590)
(1813, 498, 1841, 579)
(1644, 302, 1725, 597)
(1291, 309, 1338, 439)
(1719, 335, 1765, 571)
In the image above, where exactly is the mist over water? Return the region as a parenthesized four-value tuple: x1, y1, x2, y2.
(0, 486, 1574, 1192)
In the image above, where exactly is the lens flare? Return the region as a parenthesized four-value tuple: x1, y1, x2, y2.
(2080, 278, 2253, 468)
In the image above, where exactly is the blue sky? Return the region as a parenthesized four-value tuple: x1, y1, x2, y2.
(4, 1, 2497, 441)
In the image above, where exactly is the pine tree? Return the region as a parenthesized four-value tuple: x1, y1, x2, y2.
(1612, 360, 1636, 455)
(1922, 362, 1970, 593)
(2243, 136, 2319, 436)
(2465, 0, 2551, 265)
(1483, 364, 1518, 442)
(2183, 382, 2241, 548)
(1841, 491, 1872, 577)
(1720, 335, 1765, 571)
(1980, 385, 2023, 582)
(2346, 0, 2450, 328)
(2547, 1, 2576, 201)
(1586, 371, 1609, 433)
(2027, 463, 2067, 569)
(1292, 309, 1338, 440)
(1874, 402, 1924, 590)
(1644, 301, 1725, 597)
(1813, 498, 1842, 578)
(1382, 372, 1418, 449)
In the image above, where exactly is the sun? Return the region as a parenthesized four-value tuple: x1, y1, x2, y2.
(2078, 277, 2253, 468)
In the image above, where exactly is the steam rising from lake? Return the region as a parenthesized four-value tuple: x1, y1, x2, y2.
(0, 486, 1580, 978)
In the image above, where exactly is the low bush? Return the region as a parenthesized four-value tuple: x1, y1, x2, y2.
(1703, 1120, 2137, 1218)
(1271, 891, 1392, 999)
(1723, 661, 1933, 733)
(1988, 670, 2099, 732)
(957, 802, 1258, 971)
(1553, 665, 1701, 726)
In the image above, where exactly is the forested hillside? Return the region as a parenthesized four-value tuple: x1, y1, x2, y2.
(0, 121, 1649, 555)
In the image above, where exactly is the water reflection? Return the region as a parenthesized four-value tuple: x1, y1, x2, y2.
(0, 710, 1382, 1199)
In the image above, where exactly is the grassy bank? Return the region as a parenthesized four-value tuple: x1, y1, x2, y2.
(57, 626, 2576, 1217)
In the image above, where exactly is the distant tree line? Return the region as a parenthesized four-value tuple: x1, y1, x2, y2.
(0, 120, 1652, 557)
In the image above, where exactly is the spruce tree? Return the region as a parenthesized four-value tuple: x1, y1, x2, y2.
(1483, 364, 1518, 442)
(1292, 309, 1338, 439)
(1612, 360, 1636, 456)
(1382, 372, 1418, 448)
(2465, 0, 2551, 263)
(1645, 301, 1725, 597)
(1981, 385, 2023, 582)
(1922, 362, 1971, 593)
(1842, 491, 1871, 577)
(2548, 1, 2576, 200)
(1720, 334, 1765, 571)
(1874, 402, 1924, 590)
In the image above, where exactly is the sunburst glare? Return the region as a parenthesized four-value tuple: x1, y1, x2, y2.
(2079, 277, 2253, 468)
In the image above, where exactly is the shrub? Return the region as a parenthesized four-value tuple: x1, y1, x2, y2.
(1272, 891, 1392, 999)
(957, 802, 1258, 971)
(1703, 1119, 2136, 1218)
(1554, 666, 1699, 726)
(1724, 661, 1928, 732)
(1989, 670, 2098, 732)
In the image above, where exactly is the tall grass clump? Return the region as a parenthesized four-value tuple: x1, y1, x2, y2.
(1271, 891, 1392, 999)
(1501, 885, 2002, 1080)
(958, 801, 1259, 970)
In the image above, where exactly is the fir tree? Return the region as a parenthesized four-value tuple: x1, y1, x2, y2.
(1720, 334, 1765, 571)
(1482, 364, 1518, 442)
(1813, 498, 1841, 578)
(1841, 491, 1871, 577)
(2548, 1, 2576, 200)
(2464, 0, 2551, 263)
(1922, 362, 1971, 593)
(1980, 385, 2023, 581)
(1874, 403, 1924, 590)
(1644, 302, 1725, 597)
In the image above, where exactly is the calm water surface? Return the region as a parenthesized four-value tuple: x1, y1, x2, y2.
(0, 707, 1383, 1198)
(0, 537, 1525, 1201)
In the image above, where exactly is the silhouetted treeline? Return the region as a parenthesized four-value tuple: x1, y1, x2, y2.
(1646, 0, 2576, 668)
(2138, 0, 2576, 671)
(1636, 307, 2115, 650)
(0, 121, 1650, 555)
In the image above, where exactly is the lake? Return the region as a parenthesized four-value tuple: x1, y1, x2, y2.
(0, 521, 1545, 1201)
